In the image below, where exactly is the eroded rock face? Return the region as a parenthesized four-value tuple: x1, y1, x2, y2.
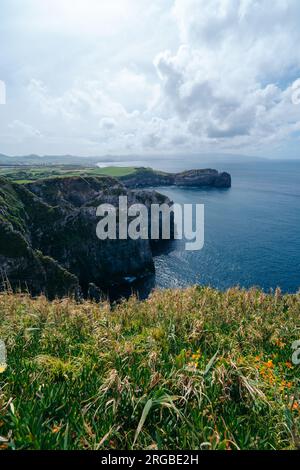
(0, 176, 172, 298)
(120, 168, 231, 189)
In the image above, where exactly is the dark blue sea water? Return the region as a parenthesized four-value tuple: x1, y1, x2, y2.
(152, 159, 300, 294)
(104, 158, 300, 297)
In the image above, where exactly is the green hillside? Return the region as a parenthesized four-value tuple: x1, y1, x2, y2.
(0, 165, 137, 183)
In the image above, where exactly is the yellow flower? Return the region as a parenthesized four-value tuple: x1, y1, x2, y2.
(52, 425, 62, 434)
(279, 381, 285, 391)
(265, 360, 274, 369)
(0, 363, 7, 374)
(192, 353, 201, 360)
(279, 380, 293, 392)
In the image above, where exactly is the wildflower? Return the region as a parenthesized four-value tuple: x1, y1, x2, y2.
(147, 443, 158, 450)
(285, 361, 293, 369)
(52, 425, 62, 434)
(280, 380, 293, 391)
(265, 360, 274, 369)
(226, 441, 232, 451)
(0, 364, 7, 374)
(279, 381, 286, 391)
(192, 353, 201, 360)
(292, 402, 299, 411)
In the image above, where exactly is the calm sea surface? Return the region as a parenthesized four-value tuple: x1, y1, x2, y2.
(105, 158, 300, 297)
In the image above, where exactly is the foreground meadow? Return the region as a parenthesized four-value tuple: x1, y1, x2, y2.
(0, 286, 299, 450)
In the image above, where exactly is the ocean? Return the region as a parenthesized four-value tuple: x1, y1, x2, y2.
(105, 158, 300, 297)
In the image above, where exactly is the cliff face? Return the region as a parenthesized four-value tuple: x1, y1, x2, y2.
(174, 169, 231, 188)
(0, 177, 79, 298)
(0, 176, 172, 299)
(120, 168, 231, 189)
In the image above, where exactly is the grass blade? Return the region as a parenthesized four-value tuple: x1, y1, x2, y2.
(133, 398, 153, 447)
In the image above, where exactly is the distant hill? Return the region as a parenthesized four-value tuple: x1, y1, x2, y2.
(0, 152, 266, 167)
(0, 154, 101, 166)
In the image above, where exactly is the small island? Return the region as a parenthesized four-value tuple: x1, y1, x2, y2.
(119, 167, 231, 189)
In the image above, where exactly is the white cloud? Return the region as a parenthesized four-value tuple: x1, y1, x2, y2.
(99, 117, 117, 131)
(108, 68, 160, 112)
(17, 0, 140, 37)
(5, 120, 42, 144)
(1, 0, 300, 156)
(153, 0, 300, 152)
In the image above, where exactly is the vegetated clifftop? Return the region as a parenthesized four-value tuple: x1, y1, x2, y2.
(0, 176, 173, 299)
(120, 167, 231, 189)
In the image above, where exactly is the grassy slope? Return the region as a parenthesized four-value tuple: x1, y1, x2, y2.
(0, 166, 137, 183)
(0, 286, 299, 450)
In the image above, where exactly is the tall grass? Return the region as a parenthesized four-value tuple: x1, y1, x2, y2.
(0, 286, 299, 450)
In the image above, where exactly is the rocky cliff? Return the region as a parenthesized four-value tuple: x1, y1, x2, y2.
(0, 176, 173, 299)
(120, 168, 231, 189)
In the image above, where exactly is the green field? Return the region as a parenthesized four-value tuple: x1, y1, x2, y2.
(0, 287, 299, 450)
(0, 165, 137, 184)
(93, 166, 137, 177)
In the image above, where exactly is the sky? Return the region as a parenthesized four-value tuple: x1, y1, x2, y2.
(0, 0, 300, 158)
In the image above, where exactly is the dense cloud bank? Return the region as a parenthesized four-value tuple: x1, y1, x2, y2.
(1, 0, 300, 157)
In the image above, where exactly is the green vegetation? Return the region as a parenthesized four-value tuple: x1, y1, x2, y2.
(94, 166, 137, 177)
(0, 177, 26, 233)
(0, 287, 299, 450)
(0, 165, 137, 183)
